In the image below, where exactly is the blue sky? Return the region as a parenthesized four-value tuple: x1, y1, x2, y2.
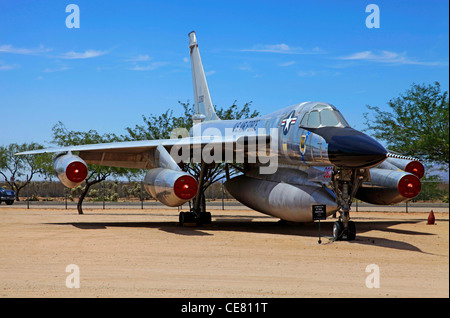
(0, 0, 448, 146)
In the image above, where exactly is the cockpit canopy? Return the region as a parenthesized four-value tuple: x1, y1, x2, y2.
(299, 104, 350, 128)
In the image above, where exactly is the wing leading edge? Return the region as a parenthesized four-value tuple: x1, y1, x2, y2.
(16, 134, 271, 169)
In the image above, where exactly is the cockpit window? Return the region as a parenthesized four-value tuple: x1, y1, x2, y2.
(307, 111, 320, 127)
(300, 113, 308, 126)
(333, 109, 350, 127)
(302, 104, 350, 128)
(320, 109, 340, 126)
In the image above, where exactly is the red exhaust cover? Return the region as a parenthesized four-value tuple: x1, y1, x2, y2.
(404, 161, 424, 179)
(66, 161, 88, 183)
(174, 175, 198, 200)
(398, 174, 421, 198)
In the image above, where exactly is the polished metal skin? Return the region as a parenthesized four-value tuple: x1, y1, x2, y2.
(383, 154, 425, 179)
(356, 168, 421, 205)
(53, 154, 88, 188)
(144, 168, 198, 207)
(225, 169, 338, 222)
(17, 31, 423, 237)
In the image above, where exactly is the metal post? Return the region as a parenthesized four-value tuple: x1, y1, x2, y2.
(318, 220, 322, 244)
(26, 175, 29, 210)
(140, 181, 144, 210)
(102, 181, 105, 210)
(406, 200, 408, 213)
(355, 199, 358, 212)
(65, 188, 68, 210)
(221, 181, 224, 210)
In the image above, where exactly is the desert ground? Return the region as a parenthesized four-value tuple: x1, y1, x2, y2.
(0, 204, 448, 298)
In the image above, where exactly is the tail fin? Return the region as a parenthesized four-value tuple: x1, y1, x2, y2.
(189, 31, 220, 121)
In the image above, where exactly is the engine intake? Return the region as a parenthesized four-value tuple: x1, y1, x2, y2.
(355, 168, 421, 205)
(143, 168, 198, 207)
(53, 154, 88, 188)
(384, 154, 425, 179)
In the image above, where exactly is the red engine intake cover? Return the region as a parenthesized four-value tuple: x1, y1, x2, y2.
(398, 174, 421, 198)
(66, 161, 88, 183)
(404, 161, 425, 179)
(173, 175, 198, 200)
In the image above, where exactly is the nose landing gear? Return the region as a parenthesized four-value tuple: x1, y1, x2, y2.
(331, 168, 369, 241)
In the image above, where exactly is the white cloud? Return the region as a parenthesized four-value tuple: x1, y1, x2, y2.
(43, 66, 71, 73)
(0, 44, 51, 55)
(237, 63, 252, 72)
(242, 44, 324, 55)
(297, 70, 341, 77)
(205, 70, 216, 76)
(339, 50, 442, 66)
(128, 62, 167, 71)
(0, 62, 19, 71)
(60, 50, 107, 59)
(297, 70, 317, 77)
(278, 61, 296, 67)
(127, 54, 151, 62)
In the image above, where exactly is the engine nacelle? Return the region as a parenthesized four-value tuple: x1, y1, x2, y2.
(225, 174, 338, 222)
(355, 168, 421, 205)
(382, 154, 425, 179)
(143, 168, 198, 207)
(53, 154, 88, 188)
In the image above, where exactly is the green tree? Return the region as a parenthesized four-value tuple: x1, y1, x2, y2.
(0, 143, 52, 200)
(124, 100, 259, 211)
(51, 122, 138, 214)
(364, 82, 449, 167)
(123, 100, 258, 141)
(413, 175, 448, 202)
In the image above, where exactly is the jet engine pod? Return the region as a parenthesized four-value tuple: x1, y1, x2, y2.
(143, 168, 198, 207)
(224, 174, 339, 222)
(385, 156, 425, 179)
(53, 154, 88, 188)
(355, 168, 421, 205)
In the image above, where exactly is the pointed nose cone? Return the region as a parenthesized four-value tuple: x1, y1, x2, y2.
(327, 128, 387, 168)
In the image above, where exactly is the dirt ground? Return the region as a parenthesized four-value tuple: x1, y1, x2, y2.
(0, 206, 448, 298)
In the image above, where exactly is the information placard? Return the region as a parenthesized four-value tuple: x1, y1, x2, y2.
(312, 205, 327, 221)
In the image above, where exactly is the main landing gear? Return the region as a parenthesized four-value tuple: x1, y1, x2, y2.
(178, 161, 213, 227)
(179, 211, 212, 226)
(331, 168, 369, 241)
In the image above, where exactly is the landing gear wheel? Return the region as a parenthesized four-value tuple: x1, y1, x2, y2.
(333, 221, 344, 241)
(179, 212, 197, 227)
(178, 211, 211, 227)
(198, 212, 212, 226)
(347, 221, 356, 241)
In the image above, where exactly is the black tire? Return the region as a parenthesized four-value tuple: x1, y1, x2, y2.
(333, 221, 343, 241)
(179, 212, 197, 227)
(347, 221, 356, 241)
(179, 212, 186, 225)
(198, 212, 212, 225)
(6, 200, 14, 205)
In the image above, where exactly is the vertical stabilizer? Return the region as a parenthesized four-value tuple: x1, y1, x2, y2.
(189, 31, 220, 121)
